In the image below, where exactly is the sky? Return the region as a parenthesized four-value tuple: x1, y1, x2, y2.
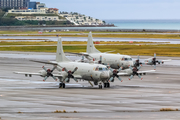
(34, 0, 180, 20)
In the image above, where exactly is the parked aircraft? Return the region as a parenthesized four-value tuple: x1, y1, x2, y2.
(69, 32, 171, 70)
(69, 32, 135, 70)
(144, 53, 171, 70)
(14, 37, 155, 89)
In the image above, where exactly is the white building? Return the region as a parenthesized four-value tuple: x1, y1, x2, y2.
(8, 9, 46, 14)
(15, 16, 66, 21)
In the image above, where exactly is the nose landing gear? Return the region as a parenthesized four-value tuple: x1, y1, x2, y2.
(104, 82, 110, 88)
(59, 83, 66, 88)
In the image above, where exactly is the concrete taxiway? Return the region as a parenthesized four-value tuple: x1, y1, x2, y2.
(0, 51, 180, 120)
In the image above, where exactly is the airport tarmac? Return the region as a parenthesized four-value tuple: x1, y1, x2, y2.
(0, 36, 180, 44)
(0, 52, 180, 120)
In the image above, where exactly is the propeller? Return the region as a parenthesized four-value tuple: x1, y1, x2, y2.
(109, 67, 123, 82)
(63, 67, 78, 82)
(151, 53, 160, 70)
(42, 66, 57, 81)
(128, 65, 143, 80)
(134, 55, 142, 67)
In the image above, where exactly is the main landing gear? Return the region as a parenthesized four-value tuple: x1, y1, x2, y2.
(104, 82, 110, 88)
(99, 85, 103, 89)
(98, 82, 110, 89)
(59, 83, 65, 88)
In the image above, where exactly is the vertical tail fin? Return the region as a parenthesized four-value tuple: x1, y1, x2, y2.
(56, 37, 71, 62)
(86, 32, 101, 53)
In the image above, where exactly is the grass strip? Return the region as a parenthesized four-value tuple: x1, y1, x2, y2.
(0, 44, 180, 57)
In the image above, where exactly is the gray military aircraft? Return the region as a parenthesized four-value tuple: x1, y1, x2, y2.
(69, 32, 171, 71)
(143, 53, 171, 70)
(14, 37, 155, 89)
(69, 32, 134, 70)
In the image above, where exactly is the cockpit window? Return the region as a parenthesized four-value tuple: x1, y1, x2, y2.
(99, 68, 103, 71)
(99, 67, 108, 71)
(122, 58, 132, 61)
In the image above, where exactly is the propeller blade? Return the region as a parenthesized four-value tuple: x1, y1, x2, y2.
(100, 55, 102, 61)
(128, 75, 134, 80)
(154, 53, 156, 58)
(109, 77, 114, 82)
(65, 77, 69, 82)
(154, 64, 156, 70)
(72, 67, 78, 73)
(117, 76, 123, 82)
(118, 67, 123, 72)
(109, 68, 114, 73)
(73, 78, 78, 82)
(42, 66, 47, 71)
(129, 66, 133, 70)
(51, 66, 57, 72)
(137, 55, 140, 60)
(137, 65, 142, 70)
(63, 67, 68, 73)
(43, 76, 48, 81)
(51, 76, 57, 81)
(138, 74, 143, 80)
(81, 54, 84, 61)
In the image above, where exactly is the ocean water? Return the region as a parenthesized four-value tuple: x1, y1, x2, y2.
(30, 19, 180, 30)
(105, 19, 180, 30)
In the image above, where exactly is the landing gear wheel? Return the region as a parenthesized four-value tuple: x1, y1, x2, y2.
(63, 83, 66, 88)
(104, 83, 107, 88)
(59, 83, 62, 88)
(99, 85, 102, 89)
(107, 83, 110, 88)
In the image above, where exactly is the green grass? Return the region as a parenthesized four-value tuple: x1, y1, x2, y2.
(0, 44, 180, 57)
(1, 31, 180, 39)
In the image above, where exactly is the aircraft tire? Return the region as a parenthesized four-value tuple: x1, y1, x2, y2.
(63, 83, 66, 88)
(99, 85, 102, 89)
(104, 83, 107, 88)
(107, 83, 110, 88)
(59, 83, 62, 88)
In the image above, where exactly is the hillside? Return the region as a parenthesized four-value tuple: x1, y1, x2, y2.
(0, 10, 73, 26)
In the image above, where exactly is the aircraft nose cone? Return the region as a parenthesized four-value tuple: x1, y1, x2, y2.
(100, 72, 109, 80)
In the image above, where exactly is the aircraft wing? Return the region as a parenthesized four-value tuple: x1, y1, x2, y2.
(73, 75, 82, 79)
(30, 60, 59, 65)
(117, 73, 129, 76)
(14, 71, 42, 76)
(161, 59, 172, 62)
(66, 52, 93, 57)
(103, 50, 116, 53)
(137, 70, 156, 73)
(65, 52, 87, 56)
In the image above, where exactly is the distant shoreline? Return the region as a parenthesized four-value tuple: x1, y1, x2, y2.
(0, 24, 115, 28)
